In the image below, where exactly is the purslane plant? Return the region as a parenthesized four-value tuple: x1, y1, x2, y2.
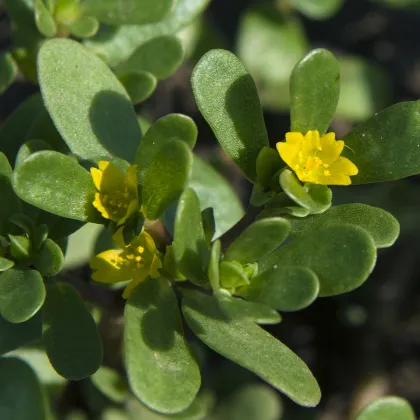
(0, 25, 418, 420)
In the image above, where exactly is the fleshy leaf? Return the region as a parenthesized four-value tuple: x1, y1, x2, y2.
(174, 188, 210, 286)
(290, 0, 344, 19)
(290, 49, 340, 135)
(82, 0, 175, 25)
(343, 101, 420, 183)
(67, 15, 100, 38)
(288, 204, 400, 248)
(119, 71, 157, 105)
(91, 366, 129, 403)
(260, 224, 377, 296)
(192, 49, 268, 181)
(125, 278, 201, 413)
(33, 238, 65, 276)
(240, 266, 319, 311)
(0, 52, 17, 94)
(13, 151, 97, 222)
(142, 139, 193, 220)
(224, 218, 290, 265)
(189, 156, 244, 239)
(0, 268, 45, 324)
(0, 357, 47, 420)
(43, 282, 103, 380)
(356, 396, 415, 420)
(182, 290, 321, 407)
(38, 39, 141, 162)
(34, 0, 57, 37)
(116, 36, 184, 80)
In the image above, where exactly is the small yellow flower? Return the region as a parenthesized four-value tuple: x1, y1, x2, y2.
(90, 229, 162, 298)
(90, 161, 139, 226)
(276, 130, 358, 186)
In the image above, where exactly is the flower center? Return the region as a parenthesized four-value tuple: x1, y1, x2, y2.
(112, 245, 146, 271)
(295, 150, 331, 179)
(102, 187, 133, 218)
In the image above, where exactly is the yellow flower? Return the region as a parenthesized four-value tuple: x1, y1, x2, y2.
(276, 130, 358, 186)
(90, 161, 139, 226)
(90, 229, 162, 298)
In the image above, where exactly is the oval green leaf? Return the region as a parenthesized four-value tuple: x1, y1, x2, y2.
(260, 224, 377, 296)
(91, 366, 129, 403)
(15, 139, 52, 168)
(67, 15, 100, 38)
(33, 238, 65, 276)
(174, 188, 210, 286)
(34, 0, 57, 37)
(343, 101, 420, 183)
(356, 396, 415, 420)
(192, 49, 268, 181)
(13, 151, 97, 222)
(288, 204, 400, 248)
(142, 139, 193, 220)
(125, 278, 201, 414)
(42, 282, 103, 380)
(135, 114, 197, 185)
(290, 0, 343, 20)
(225, 217, 290, 265)
(182, 290, 321, 407)
(38, 39, 141, 162)
(240, 266, 319, 311)
(290, 48, 340, 135)
(83, 0, 174, 25)
(189, 156, 244, 239)
(116, 36, 184, 80)
(0, 52, 17, 94)
(208, 240, 221, 293)
(0, 268, 45, 324)
(0, 357, 47, 420)
(119, 71, 157, 105)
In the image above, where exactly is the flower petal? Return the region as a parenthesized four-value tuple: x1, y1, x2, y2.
(97, 161, 125, 192)
(330, 156, 359, 176)
(90, 250, 132, 284)
(277, 142, 300, 168)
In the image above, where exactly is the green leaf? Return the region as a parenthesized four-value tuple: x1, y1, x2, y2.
(192, 49, 268, 181)
(280, 169, 332, 214)
(15, 140, 52, 168)
(240, 266, 319, 311)
(201, 207, 215, 244)
(8, 234, 31, 260)
(116, 36, 184, 80)
(237, 5, 308, 112)
(0, 357, 47, 420)
(189, 156, 244, 238)
(343, 101, 420, 183)
(288, 204, 400, 248)
(142, 139, 193, 220)
(91, 366, 129, 403)
(33, 238, 65, 276)
(84, 0, 211, 67)
(336, 56, 391, 121)
(135, 114, 197, 186)
(182, 291, 321, 407)
(0, 257, 14, 271)
(290, 48, 340, 135)
(125, 278, 201, 414)
(0, 313, 41, 355)
(38, 39, 141, 162)
(256, 147, 283, 189)
(356, 396, 415, 420)
(225, 218, 290, 265)
(13, 151, 97, 222)
(0, 153, 12, 178)
(83, 0, 174, 25)
(0, 94, 43, 165)
(260, 224, 377, 296)
(119, 72, 157, 105)
(219, 261, 249, 290)
(43, 282, 103, 380)
(217, 296, 282, 325)
(210, 384, 283, 420)
(67, 16, 100, 39)
(208, 240, 221, 292)
(0, 268, 45, 323)
(0, 174, 21, 236)
(290, 0, 343, 19)
(174, 188, 210, 286)
(0, 52, 17, 94)
(34, 0, 57, 37)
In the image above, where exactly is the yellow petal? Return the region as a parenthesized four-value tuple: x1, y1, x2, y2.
(330, 156, 359, 176)
(90, 250, 132, 284)
(150, 254, 162, 278)
(277, 142, 300, 168)
(117, 198, 138, 226)
(93, 192, 112, 220)
(320, 132, 336, 145)
(112, 228, 127, 249)
(319, 141, 344, 164)
(303, 130, 320, 153)
(97, 161, 125, 192)
(326, 174, 352, 186)
(285, 132, 304, 144)
(90, 167, 103, 190)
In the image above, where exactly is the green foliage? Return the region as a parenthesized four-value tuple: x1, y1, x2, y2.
(182, 290, 321, 407)
(119, 72, 157, 105)
(0, 357, 47, 420)
(42, 282, 103, 380)
(192, 49, 268, 181)
(0, 52, 17, 94)
(290, 48, 340, 135)
(125, 279, 200, 413)
(356, 396, 415, 420)
(38, 39, 141, 162)
(290, 0, 344, 19)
